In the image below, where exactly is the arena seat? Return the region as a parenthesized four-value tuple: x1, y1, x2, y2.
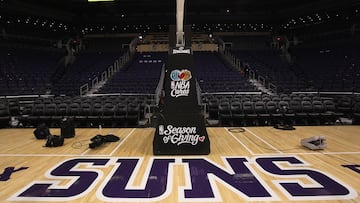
(230, 101, 243, 125)
(0, 103, 10, 127)
(253, 101, 268, 125)
(102, 103, 116, 127)
(352, 102, 360, 124)
(41, 103, 57, 126)
(55, 103, 68, 119)
(242, 101, 256, 126)
(126, 103, 140, 126)
(218, 102, 232, 126)
(114, 103, 127, 126)
(88, 102, 103, 126)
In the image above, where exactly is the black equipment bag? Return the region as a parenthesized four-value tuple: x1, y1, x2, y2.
(34, 123, 50, 139)
(103, 134, 120, 142)
(45, 134, 64, 147)
(89, 134, 120, 149)
(60, 118, 75, 138)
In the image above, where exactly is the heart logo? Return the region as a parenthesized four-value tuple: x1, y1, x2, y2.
(199, 136, 205, 142)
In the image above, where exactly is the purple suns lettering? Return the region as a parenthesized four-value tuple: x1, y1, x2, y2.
(13, 158, 110, 200)
(182, 158, 274, 200)
(0, 166, 28, 181)
(256, 157, 354, 199)
(342, 165, 360, 174)
(10, 156, 357, 202)
(100, 158, 175, 199)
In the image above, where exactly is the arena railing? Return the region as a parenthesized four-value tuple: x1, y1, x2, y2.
(79, 50, 131, 96)
(223, 49, 278, 94)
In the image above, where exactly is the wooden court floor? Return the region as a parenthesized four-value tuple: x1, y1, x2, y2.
(0, 126, 359, 203)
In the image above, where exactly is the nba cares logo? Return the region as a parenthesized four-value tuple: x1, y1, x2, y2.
(170, 69, 192, 81)
(170, 69, 192, 98)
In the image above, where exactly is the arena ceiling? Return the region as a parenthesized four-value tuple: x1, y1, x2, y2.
(2, 0, 359, 25)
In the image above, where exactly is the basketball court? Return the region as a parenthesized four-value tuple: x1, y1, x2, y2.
(1, 126, 359, 203)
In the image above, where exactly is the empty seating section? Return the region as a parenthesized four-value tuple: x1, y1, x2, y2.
(231, 43, 360, 93)
(1, 42, 360, 129)
(201, 93, 360, 126)
(291, 45, 360, 91)
(194, 52, 257, 92)
(52, 50, 123, 95)
(3, 93, 356, 128)
(97, 52, 166, 94)
(231, 49, 305, 93)
(0, 47, 64, 95)
(0, 95, 156, 128)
